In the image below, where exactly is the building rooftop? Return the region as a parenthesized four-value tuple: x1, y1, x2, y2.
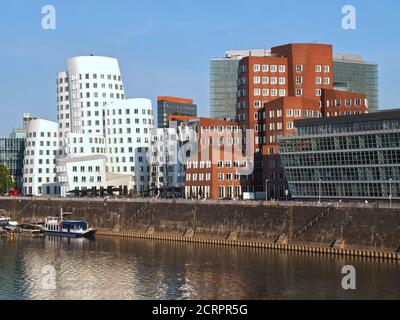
(294, 109, 400, 129)
(157, 96, 194, 104)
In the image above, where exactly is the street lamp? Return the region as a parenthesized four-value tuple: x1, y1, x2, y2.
(318, 178, 322, 204)
(390, 178, 393, 207)
(265, 179, 269, 202)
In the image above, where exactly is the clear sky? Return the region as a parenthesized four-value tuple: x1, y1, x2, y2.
(0, 0, 399, 136)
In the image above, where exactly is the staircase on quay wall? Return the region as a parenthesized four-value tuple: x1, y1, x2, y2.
(294, 206, 335, 239)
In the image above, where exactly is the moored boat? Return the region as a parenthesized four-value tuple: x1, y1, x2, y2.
(18, 224, 44, 236)
(0, 216, 19, 231)
(44, 210, 96, 239)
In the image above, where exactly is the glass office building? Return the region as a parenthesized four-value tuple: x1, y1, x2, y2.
(210, 58, 241, 120)
(278, 110, 400, 200)
(157, 97, 197, 129)
(0, 136, 26, 191)
(333, 54, 379, 113)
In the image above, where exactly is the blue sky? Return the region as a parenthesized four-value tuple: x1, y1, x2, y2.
(0, 0, 399, 136)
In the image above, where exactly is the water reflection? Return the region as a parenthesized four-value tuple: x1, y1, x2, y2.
(0, 236, 399, 300)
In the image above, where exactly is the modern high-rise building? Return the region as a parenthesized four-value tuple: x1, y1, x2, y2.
(0, 114, 31, 193)
(210, 47, 378, 119)
(210, 50, 271, 120)
(157, 96, 197, 128)
(0, 134, 26, 193)
(235, 43, 367, 197)
(278, 110, 400, 200)
(333, 53, 379, 113)
(54, 55, 155, 196)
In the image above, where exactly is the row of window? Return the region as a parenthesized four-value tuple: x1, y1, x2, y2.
(60, 74, 122, 83)
(28, 132, 57, 138)
(73, 176, 102, 183)
(65, 92, 124, 101)
(253, 64, 286, 73)
(253, 76, 286, 85)
(107, 118, 153, 126)
(326, 98, 364, 107)
(241, 64, 330, 74)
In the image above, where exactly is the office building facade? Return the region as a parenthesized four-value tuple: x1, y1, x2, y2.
(333, 53, 379, 112)
(236, 43, 367, 199)
(278, 110, 400, 200)
(23, 118, 59, 196)
(157, 96, 197, 128)
(150, 126, 186, 197)
(0, 135, 26, 192)
(211, 48, 378, 119)
(210, 50, 271, 120)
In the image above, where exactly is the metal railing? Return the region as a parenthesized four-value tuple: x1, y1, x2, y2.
(0, 196, 399, 210)
(294, 206, 335, 239)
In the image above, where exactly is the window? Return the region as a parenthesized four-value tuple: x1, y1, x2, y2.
(296, 65, 303, 72)
(279, 77, 286, 85)
(270, 77, 277, 85)
(324, 77, 330, 85)
(324, 65, 330, 73)
(279, 89, 286, 97)
(253, 76, 261, 84)
(254, 101, 261, 108)
(296, 88, 303, 96)
(253, 64, 261, 72)
(279, 65, 286, 73)
(287, 122, 294, 130)
(262, 89, 269, 96)
(262, 77, 269, 84)
(315, 65, 322, 72)
(315, 89, 322, 96)
(262, 65, 269, 72)
(254, 89, 261, 96)
(218, 173, 224, 181)
(271, 89, 278, 97)
(270, 65, 277, 72)
(315, 77, 322, 84)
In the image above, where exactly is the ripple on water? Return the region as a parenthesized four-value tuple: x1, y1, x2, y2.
(1, 237, 400, 300)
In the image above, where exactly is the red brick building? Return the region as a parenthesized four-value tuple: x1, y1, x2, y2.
(169, 43, 368, 200)
(263, 97, 322, 198)
(169, 115, 247, 200)
(232, 43, 368, 200)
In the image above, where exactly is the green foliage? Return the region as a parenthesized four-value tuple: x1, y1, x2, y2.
(0, 165, 14, 194)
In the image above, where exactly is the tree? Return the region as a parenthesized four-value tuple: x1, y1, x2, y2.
(0, 165, 14, 194)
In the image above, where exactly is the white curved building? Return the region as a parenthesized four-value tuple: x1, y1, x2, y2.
(54, 55, 154, 196)
(23, 117, 59, 196)
(105, 98, 154, 193)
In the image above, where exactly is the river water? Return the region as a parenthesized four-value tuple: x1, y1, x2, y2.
(0, 236, 398, 300)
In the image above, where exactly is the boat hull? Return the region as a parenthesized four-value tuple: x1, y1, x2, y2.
(44, 229, 96, 239)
